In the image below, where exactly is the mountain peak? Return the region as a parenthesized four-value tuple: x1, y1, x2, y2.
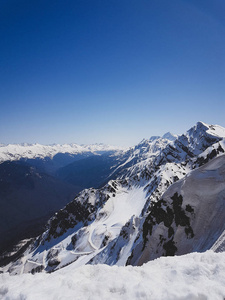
(162, 132, 177, 141)
(196, 121, 209, 127)
(149, 133, 177, 142)
(188, 121, 225, 139)
(187, 122, 209, 136)
(2, 121, 225, 276)
(149, 136, 160, 142)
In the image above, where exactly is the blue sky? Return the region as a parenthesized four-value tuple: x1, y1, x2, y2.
(0, 0, 224, 147)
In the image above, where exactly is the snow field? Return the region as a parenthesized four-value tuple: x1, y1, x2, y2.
(59, 186, 148, 268)
(1, 251, 225, 300)
(8, 186, 148, 274)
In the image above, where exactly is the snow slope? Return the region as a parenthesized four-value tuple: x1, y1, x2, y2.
(4, 183, 148, 274)
(1, 251, 225, 300)
(2, 122, 225, 274)
(129, 154, 225, 265)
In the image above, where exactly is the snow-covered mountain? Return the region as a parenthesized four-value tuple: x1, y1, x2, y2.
(0, 143, 125, 178)
(0, 143, 125, 259)
(128, 154, 225, 265)
(0, 143, 123, 163)
(2, 122, 225, 275)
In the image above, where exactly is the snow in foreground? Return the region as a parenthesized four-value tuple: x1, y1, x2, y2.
(1, 251, 225, 300)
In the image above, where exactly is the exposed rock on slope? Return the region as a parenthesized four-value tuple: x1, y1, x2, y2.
(128, 154, 225, 265)
(0, 145, 124, 259)
(2, 122, 225, 274)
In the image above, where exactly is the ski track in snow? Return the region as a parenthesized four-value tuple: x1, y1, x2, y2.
(88, 224, 99, 251)
(211, 229, 225, 252)
(2, 122, 225, 287)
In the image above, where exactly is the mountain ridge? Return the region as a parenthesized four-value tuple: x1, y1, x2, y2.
(1, 121, 225, 274)
(0, 143, 124, 163)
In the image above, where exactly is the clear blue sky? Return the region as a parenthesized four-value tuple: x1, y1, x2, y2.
(0, 0, 224, 146)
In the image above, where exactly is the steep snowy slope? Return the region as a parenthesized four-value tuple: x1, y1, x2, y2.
(108, 132, 177, 179)
(0, 145, 125, 261)
(128, 154, 225, 265)
(0, 132, 177, 273)
(2, 122, 225, 274)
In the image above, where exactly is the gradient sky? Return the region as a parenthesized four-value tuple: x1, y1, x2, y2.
(0, 0, 225, 147)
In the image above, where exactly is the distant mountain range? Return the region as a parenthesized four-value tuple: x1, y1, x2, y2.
(1, 122, 225, 275)
(0, 143, 123, 162)
(0, 144, 123, 257)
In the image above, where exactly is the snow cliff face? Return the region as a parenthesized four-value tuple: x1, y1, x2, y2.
(2, 122, 225, 274)
(128, 154, 225, 265)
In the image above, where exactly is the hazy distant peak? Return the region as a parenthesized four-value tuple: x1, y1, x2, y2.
(149, 136, 160, 142)
(162, 132, 177, 141)
(148, 132, 177, 142)
(0, 143, 123, 163)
